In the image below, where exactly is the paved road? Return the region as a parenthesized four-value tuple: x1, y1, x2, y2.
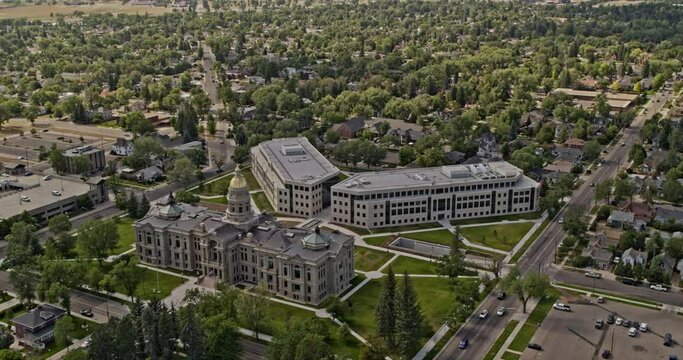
(436, 88, 675, 360)
(202, 44, 220, 106)
(554, 270, 683, 307)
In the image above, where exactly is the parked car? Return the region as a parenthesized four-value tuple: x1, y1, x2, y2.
(606, 314, 615, 324)
(80, 308, 93, 317)
(585, 272, 602, 279)
(650, 284, 668, 292)
(639, 323, 648, 332)
(623, 319, 631, 327)
(621, 278, 640, 286)
(52, 190, 61, 196)
(496, 307, 506, 316)
(597, 296, 605, 304)
(80, 339, 91, 349)
(43, 175, 52, 181)
(615, 317, 623, 326)
(629, 327, 638, 337)
(497, 292, 507, 300)
(527, 343, 543, 351)
(20, 195, 30, 202)
(479, 310, 489, 319)
(664, 333, 672, 346)
(558, 217, 564, 224)
(553, 303, 571, 312)
(595, 319, 604, 329)
(458, 338, 469, 349)
(601, 350, 611, 359)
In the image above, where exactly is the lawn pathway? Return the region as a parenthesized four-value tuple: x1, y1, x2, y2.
(503, 212, 548, 263)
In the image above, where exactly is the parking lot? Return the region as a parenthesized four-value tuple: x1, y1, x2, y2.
(522, 298, 682, 360)
(0, 130, 106, 165)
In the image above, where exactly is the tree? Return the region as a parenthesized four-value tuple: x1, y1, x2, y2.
(375, 266, 396, 347)
(595, 179, 613, 204)
(38, 260, 84, 315)
(437, 230, 467, 281)
(613, 178, 634, 202)
(293, 335, 333, 360)
(502, 267, 551, 313)
(73, 155, 91, 176)
(127, 192, 139, 219)
(109, 258, 143, 301)
(175, 190, 200, 204)
(0, 350, 23, 360)
(48, 214, 71, 235)
(360, 336, 390, 360)
(23, 105, 39, 124)
(0, 332, 12, 350)
(180, 306, 206, 360)
(168, 156, 197, 185)
(5, 221, 42, 269)
(562, 207, 587, 238)
(185, 148, 208, 166)
(231, 146, 250, 165)
(203, 314, 242, 360)
(665, 237, 683, 261)
(126, 136, 165, 169)
(49, 147, 68, 174)
(582, 140, 601, 162)
(449, 279, 480, 325)
(54, 316, 74, 349)
(206, 114, 216, 136)
(395, 272, 424, 358)
(9, 268, 35, 307)
(235, 284, 269, 340)
(138, 194, 151, 218)
(176, 101, 199, 142)
(325, 296, 349, 320)
(77, 219, 119, 266)
(399, 146, 416, 166)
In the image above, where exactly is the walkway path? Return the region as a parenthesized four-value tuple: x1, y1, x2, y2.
(414, 323, 450, 360)
(503, 212, 548, 263)
(493, 298, 540, 360)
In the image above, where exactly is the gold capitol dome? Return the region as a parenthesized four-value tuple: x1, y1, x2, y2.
(229, 165, 248, 190)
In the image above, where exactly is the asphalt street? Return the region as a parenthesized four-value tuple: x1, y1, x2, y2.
(436, 88, 675, 360)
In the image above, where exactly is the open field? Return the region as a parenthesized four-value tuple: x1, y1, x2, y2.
(0, 3, 171, 20)
(460, 222, 534, 251)
(252, 192, 274, 212)
(113, 216, 136, 255)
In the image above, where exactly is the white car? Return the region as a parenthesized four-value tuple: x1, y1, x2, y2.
(496, 307, 506, 316)
(43, 175, 52, 181)
(558, 217, 564, 224)
(51, 190, 61, 196)
(20, 195, 30, 202)
(80, 338, 91, 349)
(553, 303, 571, 312)
(628, 327, 637, 337)
(639, 323, 648, 332)
(479, 310, 489, 319)
(650, 284, 668, 292)
(615, 317, 623, 326)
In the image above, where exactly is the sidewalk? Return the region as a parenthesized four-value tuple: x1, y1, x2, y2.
(493, 298, 540, 360)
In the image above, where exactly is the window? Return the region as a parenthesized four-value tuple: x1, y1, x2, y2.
(294, 265, 301, 279)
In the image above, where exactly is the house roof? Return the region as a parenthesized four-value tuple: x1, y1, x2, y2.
(554, 147, 583, 162)
(11, 305, 65, 330)
(623, 247, 648, 263)
(608, 210, 635, 224)
(342, 116, 367, 133)
(135, 166, 163, 178)
(582, 247, 612, 262)
(3, 162, 25, 169)
(655, 206, 683, 224)
(564, 138, 586, 147)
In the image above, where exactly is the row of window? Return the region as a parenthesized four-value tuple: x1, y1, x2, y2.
(333, 180, 520, 199)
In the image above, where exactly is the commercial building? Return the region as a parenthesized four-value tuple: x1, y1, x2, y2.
(251, 137, 340, 217)
(331, 162, 540, 229)
(553, 88, 640, 112)
(0, 174, 107, 225)
(63, 145, 106, 174)
(134, 168, 355, 305)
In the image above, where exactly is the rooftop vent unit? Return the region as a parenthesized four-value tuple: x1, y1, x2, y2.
(359, 177, 371, 185)
(285, 232, 295, 238)
(39, 311, 54, 320)
(257, 226, 270, 231)
(281, 144, 306, 156)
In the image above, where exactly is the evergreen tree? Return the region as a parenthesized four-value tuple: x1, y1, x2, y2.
(180, 307, 206, 360)
(115, 316, 137, 359)
(138, 194, 151, 218)
(375, 266, 396, 347)
(395, 272, 424, 358)
(127, 192, 139, 219)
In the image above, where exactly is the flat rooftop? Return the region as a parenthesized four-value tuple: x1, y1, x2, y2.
(0, 175, 93, 217)
(554, 88, 638, 102)
(255, 137, 339, 185)
(63, 145, 102, 157)
(334, 161, 537, 192)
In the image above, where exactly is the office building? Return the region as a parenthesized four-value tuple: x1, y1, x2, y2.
(331, 162, 540, 229)
(251, 137, 340, 217)
(63, 145, 106, 174)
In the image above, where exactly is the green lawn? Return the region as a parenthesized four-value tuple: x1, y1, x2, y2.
(248, 300, 360, 359)
(363, 235, 393, 246)
(201, 197, 228, 205)
(129, 267, 187, 300)
(242, 168, 261, 190)
(404, 229, 454, 246)
(451, 212, 542, 226)
(376, 223, 441, 233)
(384, 256, 438, 275)
(252, 192, 274, 212)
(113, 216, 136, 255)
(483, 320, 520, 360)
(508, 323, 537, 352)
(354, 247, 393, 272)
(345, 277, 464, 346)
(508, 289, 560, 352)
(501, 351, 521, 360)
(460, 222, 533, 251)
(190, 174, 233, 196)
(510, 220, 550, 264)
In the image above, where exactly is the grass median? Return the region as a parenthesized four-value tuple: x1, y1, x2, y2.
(510, 219, 550, 264)
(483, 319, 520, 360)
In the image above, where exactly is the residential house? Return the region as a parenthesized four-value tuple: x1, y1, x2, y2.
(654, 206, 683, 225)
(618, 201, 655, 224)
(520, 109, 544, 130)
(240, 106, 257, 121)
(622, 247, 649, 267)
(135, 166, 164, 183)
(173, 141, 204, 154)
(332, 116, 367, 139)
(581, 232, 615, 269)
(113, 138, 133, 156)
(676, 259, 683, 273)
(543, 160, 574, 174)
(656, 254, 676, 274)
(365, 118, 430, 144)
(553, 147, 583, 164)
(476, 133, 501, 159)
(11, 304, 66, 349)
(607, 210, 635, 230)
(564, 138, 586, 150)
